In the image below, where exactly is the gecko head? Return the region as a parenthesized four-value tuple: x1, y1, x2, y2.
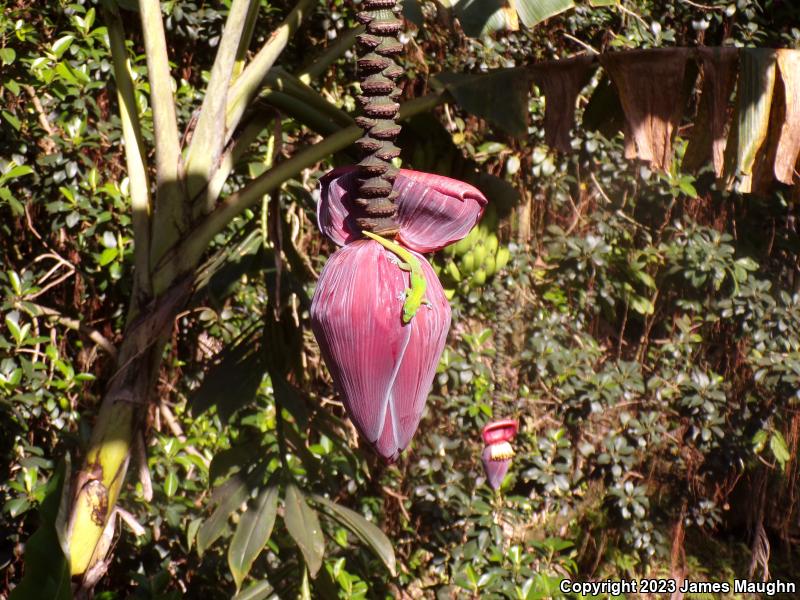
(401, 305, 415, 324)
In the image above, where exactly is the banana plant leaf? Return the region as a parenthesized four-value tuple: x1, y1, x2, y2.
(683, 47, 738, 177)
(600, 48, 692, 170)
(774, 49, 800, 184)
(722, 49, 777, 193)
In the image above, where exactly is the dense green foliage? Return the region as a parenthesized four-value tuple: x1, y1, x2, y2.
(2, 0, 800, 598)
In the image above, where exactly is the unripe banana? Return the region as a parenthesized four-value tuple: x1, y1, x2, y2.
(446, 260, 462, 282)
(451, 236, 471, 257)
(495, 247, 510, 271)
(472, 268, 487, 287)
(486, 233, 499, 255)
(461, 251, 476, 274)
(485, 254, 497, 277)
(473, 243, 487, 265)
(464, 226, 480, 246)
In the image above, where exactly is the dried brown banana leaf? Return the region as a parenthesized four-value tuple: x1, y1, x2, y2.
(600, 48, 692, 170)
(531, 54, 597, 153)
(683, 47, 738, 176)
(774, 49, 800, 184)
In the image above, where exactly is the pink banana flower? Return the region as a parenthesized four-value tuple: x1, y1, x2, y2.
(481, 419, 518, 490)
(311, 167, 487, 461)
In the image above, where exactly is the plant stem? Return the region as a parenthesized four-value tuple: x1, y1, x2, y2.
(139, 0, 186, 269)
(106, 6, 152, 298)
(298, 26, 364, 83)
(226, 0, 317, 143)
(352, 0, 406, 236)
(185, 0, 254, 205)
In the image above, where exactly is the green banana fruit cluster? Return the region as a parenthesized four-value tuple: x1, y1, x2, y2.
(438, 206, 511, 295)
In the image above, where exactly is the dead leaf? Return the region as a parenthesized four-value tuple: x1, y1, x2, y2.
(581, 74, 626, 138)
(774, 49, 800, 184)
(683, 47, 738, 176)
(531, 54, 596, 153)
(722, 49, 777, 193)
(601, 48, 692, 170)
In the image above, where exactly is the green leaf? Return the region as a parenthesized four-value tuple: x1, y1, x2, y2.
(435, 69, 531, 137)
(4, 497, 31, 517)
(164, 470, 178, 497)
(678, 178, 698, 197)
(5, 164, 34, 180)
(197, 475, 249, 556)
(54, 62, 79, 86)
(7, 270, 21, 295)
(232, 581, 274, 600)
(284, 483, 325, 577)
(736, 257, 759, 271)
(770, 431, 790, 470)
(228, 484, 279, 590)
(3, 111, 21, 131)
(5, 79, 21, 96)
(631, 296, 655, 316)
(6, 313, 23, 344)
(97, 247, 118, 267)
(311, 495, 396, 576)
(300, 567, 312, 600)
(186, 517, 203, 551)
(51, 35, 75, 58)
(513, 0, 574, 29)
(451, 0, 519, 37)
(84, 7, 96, 30)
(450, 0, 573, 36)
(752, 429, 768, 453)
(9, 461, 71, 600)
(0, 48, 16, 65)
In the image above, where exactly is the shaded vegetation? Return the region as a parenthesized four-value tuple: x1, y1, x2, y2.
(2, 0, 800, 598)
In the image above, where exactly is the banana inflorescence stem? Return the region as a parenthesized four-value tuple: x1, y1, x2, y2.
(354, 0, 404, 236)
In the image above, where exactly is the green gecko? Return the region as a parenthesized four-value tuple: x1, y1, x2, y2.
(362, 230, 430, 324)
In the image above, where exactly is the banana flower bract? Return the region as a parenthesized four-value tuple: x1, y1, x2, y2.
(311, 167, 487, 461)
(481, 419, 518, 490)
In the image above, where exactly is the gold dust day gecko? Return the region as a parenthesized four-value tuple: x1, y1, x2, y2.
(362, 230, 430, 324)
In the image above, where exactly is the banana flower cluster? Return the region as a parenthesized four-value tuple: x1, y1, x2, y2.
(311, 167, 486, 461)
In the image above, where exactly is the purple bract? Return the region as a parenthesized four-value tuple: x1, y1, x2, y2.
(481, 419, 519, 490)
(311, 168, 487, 461)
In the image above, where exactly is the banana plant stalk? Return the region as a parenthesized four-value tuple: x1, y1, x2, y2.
(58, 0, 448, 586)
(63, 0, 427, 586)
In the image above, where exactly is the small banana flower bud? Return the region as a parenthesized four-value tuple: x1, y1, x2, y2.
(481, 419, 519, 490)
